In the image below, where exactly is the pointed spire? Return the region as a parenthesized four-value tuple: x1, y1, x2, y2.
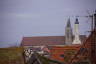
(65, 18, 73, 45)
(66, 18, 71, 27)
(75, 18, 79, 24)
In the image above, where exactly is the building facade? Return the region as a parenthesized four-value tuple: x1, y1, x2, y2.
(21, 18, 86, 62)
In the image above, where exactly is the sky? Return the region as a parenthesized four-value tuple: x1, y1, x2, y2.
(0, 0, 96, 48)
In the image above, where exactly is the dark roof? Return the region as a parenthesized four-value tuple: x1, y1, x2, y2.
(21, 35, 86, 46)
(75, 18, 79, 24)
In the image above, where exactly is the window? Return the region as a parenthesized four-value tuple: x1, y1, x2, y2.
(60, 54, 64, 58)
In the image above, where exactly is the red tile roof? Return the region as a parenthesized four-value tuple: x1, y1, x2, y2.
(21, 35, 86, 46)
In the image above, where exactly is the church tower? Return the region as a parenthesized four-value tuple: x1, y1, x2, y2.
(65, 18, 73, 45)
(72, 18, 81, 44)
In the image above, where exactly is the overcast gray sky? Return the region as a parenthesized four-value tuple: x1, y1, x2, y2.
(0, 0, 96, 47)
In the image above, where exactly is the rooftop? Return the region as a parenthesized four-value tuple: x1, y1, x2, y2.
(21, 35, 86, 46)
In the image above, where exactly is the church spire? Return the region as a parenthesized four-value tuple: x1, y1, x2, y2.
(67, 18, 71, 27)
(72, 18, 81, 44)
(65, 18, 73, 45)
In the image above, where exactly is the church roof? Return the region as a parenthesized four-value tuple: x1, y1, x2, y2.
(21, 35, 86, 46)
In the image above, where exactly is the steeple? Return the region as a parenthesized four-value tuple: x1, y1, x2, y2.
(72, 18, 81, 44)
(65, 18, 73, 45)
(67, 18, 71, 27)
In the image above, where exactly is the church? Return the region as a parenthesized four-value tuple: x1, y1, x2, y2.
(21, 18, 86, 62)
